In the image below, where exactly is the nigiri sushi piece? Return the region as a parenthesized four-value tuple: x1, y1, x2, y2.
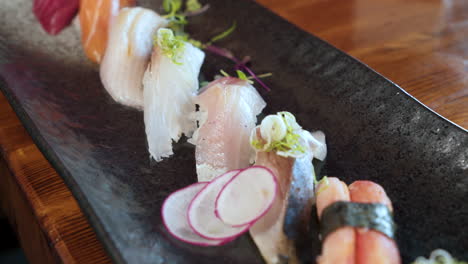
(33, 0, 79, 35)
(315, 177, 356, 264)
(100, 7, 167, 109)
(143, 28, 205, 161)
(349, 181, 401, 264)
(249, 112, 327, 264)
(191, 77, 266, 181)
(79, 0, 136, 63)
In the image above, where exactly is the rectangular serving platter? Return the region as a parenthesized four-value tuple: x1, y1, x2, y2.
(0, 0, 467, 263)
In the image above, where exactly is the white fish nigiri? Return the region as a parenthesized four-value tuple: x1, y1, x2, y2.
(100, 7, 166, 109)
(191, 77, 266, 182)
(143, 28, 205, 161)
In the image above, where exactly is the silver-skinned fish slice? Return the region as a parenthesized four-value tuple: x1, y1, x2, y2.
(251, 151, 315, 264)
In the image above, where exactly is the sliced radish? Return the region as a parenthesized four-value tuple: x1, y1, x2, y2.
(215, 166, 278, 227)
(188, 169, 251, 240)
(161, 182, 228, 246)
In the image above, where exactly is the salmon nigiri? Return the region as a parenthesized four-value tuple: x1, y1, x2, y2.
(316, 177, 356, 264)
(79, 0, 135, 63)
(191, 77, 266, 181)
(143, 28, 205, 161)
(349, 181, 401, 264)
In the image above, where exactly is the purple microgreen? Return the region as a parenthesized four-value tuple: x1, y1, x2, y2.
(205, 44, 271, 91)
(205, 45, 237, 61)
(239, 64, 271, 91)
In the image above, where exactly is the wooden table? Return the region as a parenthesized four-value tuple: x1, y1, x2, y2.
(1, 0, 467, 263)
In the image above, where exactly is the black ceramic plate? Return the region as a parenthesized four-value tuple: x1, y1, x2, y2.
(0, 0, 467, 263)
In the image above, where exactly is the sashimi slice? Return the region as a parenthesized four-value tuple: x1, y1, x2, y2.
(249, 151, 315, 264)
(216, 166, 277, 227)
(143, 33, 205, 161)
(191, 77, 266, 181)
(316, 177, 356, 264)
(187, 170, 250, 240)
(100, 7, 167, 109)
(33, 0, 79, 35)
(79, 0, 136, 63)
(161, 182, 227, 246)
(349, 181, 401, 264)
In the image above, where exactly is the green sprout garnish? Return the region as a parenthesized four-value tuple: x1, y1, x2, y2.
(220, 69, 230, 77)
(218, 69, 255, 84)
(236, 70, 254, 84)
(251, 139, 264, 150)
(315, 176, 329, 195)
(163, 0, 189, 37)
(163, 0, 183, 16)
(250, 112, 307, 157)
(251, 73, 273, 79)
(207, 21, 237, 45)
(155, 28, 186, 65)
(186, 0, 202, 12)
(199, 81, 209, 87)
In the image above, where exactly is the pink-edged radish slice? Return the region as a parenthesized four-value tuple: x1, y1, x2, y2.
(188, 170, 251, 240)
(216, 166, 278, 227)
(161, 182, 227, 246)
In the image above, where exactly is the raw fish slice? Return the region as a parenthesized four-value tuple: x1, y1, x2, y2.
(192, 77, 266, 181)
(79, 0, 135, 63)
(100, 7, 167, 109)
(250, 150, 315, 264)
(316, 177, 356, 264)
(33, 0, 79, 35)
(143, 38, 205, 161)
(349, 181, 401, 264)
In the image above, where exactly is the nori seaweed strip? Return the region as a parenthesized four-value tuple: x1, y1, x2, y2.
(320, 201, 396, 240)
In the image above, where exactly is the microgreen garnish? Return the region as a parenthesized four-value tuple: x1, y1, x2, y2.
(186, 0, 202, 12)
(220, 69, 230, 77)
(250, 112, 307, 157)
(204, 44, 271, 91)
(236, 70, 253, 84)
(155, 28, 186, 65)
(207, 22, 237, 45)
(315, 176, 330, 195)
(250, 73, 273, 79)
(163, 0, 209, 37)
(199, 81, 209, 87)
(163, 0, 183, 16)
(160, 1, 271, 91)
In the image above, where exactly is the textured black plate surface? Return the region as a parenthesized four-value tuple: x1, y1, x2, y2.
(1, 0, 467, 263)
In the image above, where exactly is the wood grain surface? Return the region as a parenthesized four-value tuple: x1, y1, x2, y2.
(0, 0, 467, 263)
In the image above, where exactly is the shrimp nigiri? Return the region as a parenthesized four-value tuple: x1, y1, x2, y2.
(79, 0, 136, 63)
(191, 77, 266, 181)
(316, 177, 356, 264)
(349, 181, 401, 264)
